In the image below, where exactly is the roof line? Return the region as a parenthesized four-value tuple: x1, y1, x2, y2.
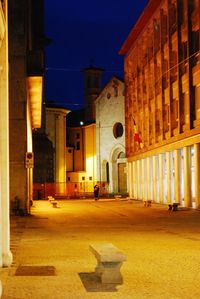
(119, 0, 161, 55)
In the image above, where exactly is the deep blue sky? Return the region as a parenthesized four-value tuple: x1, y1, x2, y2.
(44, 0, 148, 110)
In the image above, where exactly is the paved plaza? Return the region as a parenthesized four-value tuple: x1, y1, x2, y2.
(1, 199, 200, 299)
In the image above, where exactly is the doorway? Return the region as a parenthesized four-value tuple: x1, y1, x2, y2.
(118, 163, 127, 193)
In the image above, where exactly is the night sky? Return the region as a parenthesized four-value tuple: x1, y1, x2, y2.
(44, 0, 148, 110)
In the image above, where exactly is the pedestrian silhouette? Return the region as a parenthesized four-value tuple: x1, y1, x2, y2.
(94, 184, 100, 200)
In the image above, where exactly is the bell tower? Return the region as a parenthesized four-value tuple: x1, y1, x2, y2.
(83, 66, 103, 122)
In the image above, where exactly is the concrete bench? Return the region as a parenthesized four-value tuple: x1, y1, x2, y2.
(89, 243, 126, 284)
(48, 196, 55, 202)
(144, 200, 152, 207)
(51, 201, 58, 208)
(168, 203, 179, 211)
(114, 195, 122, 200)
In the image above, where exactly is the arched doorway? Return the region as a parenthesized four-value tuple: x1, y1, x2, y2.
(117, 152, 127, 193)
(110, 146, 127, 194)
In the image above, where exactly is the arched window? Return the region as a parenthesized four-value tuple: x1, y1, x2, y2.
(113, 122, 123, 138)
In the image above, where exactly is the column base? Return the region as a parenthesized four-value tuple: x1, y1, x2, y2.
(0, 280, 2, 298)
(2, 250, 13, 267)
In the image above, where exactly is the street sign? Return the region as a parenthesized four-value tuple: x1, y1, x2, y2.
(25, 152, 34, 168)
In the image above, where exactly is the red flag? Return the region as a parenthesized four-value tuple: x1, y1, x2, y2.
(132, 117, 142, 144)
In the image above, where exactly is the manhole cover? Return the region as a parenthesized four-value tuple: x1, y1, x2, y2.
(15, 265, 56, 276)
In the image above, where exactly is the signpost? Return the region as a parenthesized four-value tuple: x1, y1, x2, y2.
(25, 152, 34, 168)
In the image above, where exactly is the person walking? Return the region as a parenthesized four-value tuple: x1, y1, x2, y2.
(94, 184, 100, 200)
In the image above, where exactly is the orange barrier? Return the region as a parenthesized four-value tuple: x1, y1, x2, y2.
(33, 182, 109, 200)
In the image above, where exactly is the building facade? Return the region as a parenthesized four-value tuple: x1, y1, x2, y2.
(9, 0, 45, 213)
(65, 66, 102, 196)
(120, 0, 200, 207)
(0, 1, 12, 295)
(66, 123, 97, 195)
(45, 106, 69, 184)
(95, 76, 127, 194)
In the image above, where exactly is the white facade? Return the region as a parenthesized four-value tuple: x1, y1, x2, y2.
(0, 1, 12, 296)
(96, 77, 127, 194)
(128, 140, 200, 209)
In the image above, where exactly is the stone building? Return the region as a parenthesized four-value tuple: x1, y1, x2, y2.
(120, 0, 200, 207)
(83, 66, 103, 122)
(9, 0, 45, 213)
(0, 1, 12, 295)
(45, 105, 69, 194)
(95, 76, 127, 194)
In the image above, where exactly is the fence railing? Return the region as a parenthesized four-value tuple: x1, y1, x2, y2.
(33, 182, 109, 200)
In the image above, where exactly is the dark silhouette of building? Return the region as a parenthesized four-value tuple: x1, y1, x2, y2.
(9, 0, 47, 213)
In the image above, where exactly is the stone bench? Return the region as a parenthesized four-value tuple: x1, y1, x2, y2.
(168, 203, 180, 211)
(89, 243, 126, 284)
(48, 196, 58, 207)
(51, 201, 58, 208)
(48, 196, 54, 201)
(144, 200, 152, 207)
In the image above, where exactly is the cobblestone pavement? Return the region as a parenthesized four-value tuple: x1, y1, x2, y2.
(1, 199, 200, 299)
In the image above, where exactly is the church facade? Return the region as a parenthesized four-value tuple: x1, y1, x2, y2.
(95, 76, 127, 194)
(120, 0, 200, 207)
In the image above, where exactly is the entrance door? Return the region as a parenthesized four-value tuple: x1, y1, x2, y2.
(118, 163, 127, 193)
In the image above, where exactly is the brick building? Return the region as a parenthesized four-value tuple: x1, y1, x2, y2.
(120, 0, 200, 208)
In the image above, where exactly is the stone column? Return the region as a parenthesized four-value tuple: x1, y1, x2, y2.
(183, 146, 191, 207)
(147, 157, 151, 200)
(128, 162, 132, 198)
(141, 159, 145, 201)
(0, 4, 12, 266)
(0, 66, 12, 266)
(152, 156, 157, 202)
(166, 151, 171, 204)
(174, 149, 180, 203)
(133, 161, 137, 199)
(0, 67, 2, 269)
(137, 160, 141, 200)
(159, 154, 164, 204)
(194, 143, 200, 208)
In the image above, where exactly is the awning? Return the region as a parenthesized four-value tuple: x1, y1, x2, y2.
(27, 76, 43, 129)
